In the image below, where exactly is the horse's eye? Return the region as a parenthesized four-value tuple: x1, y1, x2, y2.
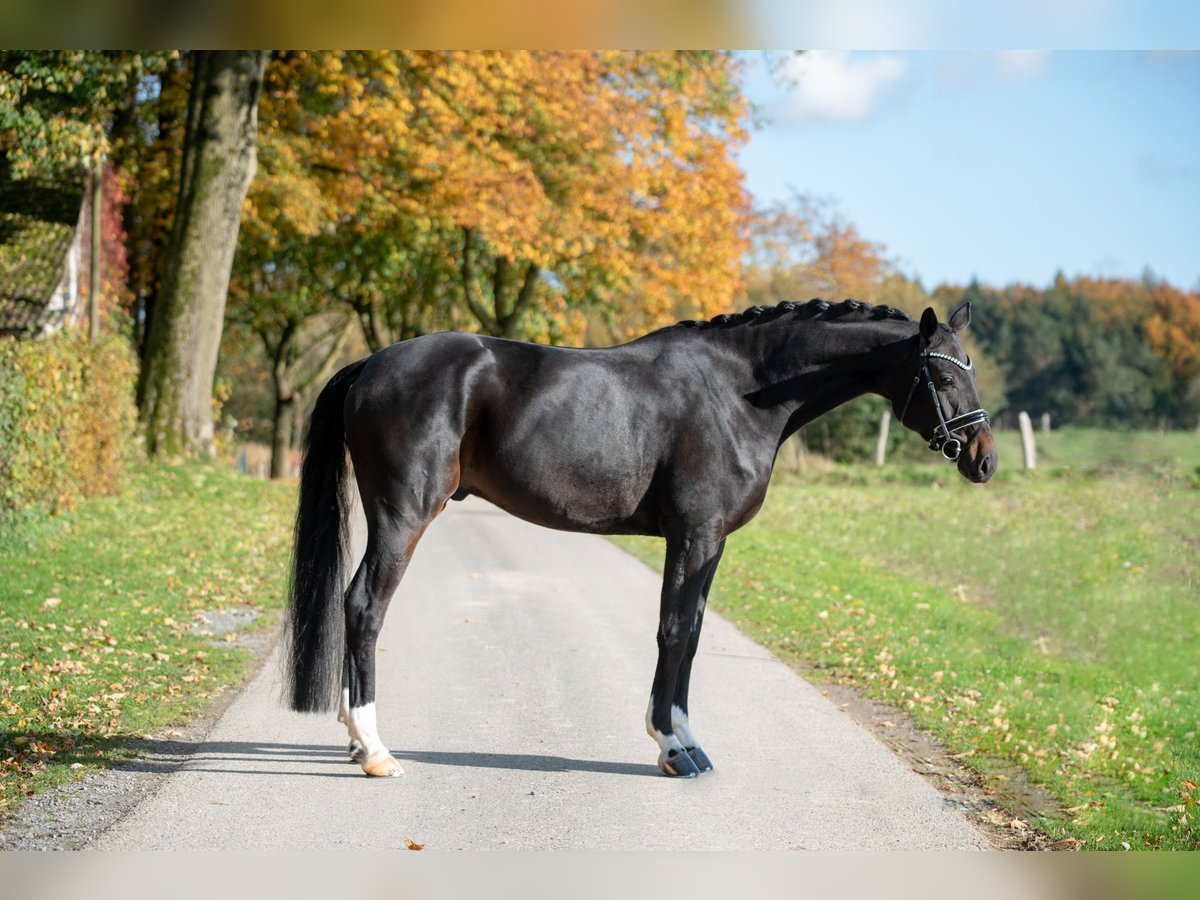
(939, 375, 954, 388)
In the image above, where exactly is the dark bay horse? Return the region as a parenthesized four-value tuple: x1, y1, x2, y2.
(285, 299, 996, 778)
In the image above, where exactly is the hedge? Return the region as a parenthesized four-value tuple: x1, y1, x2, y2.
(0, 333, 139, 526)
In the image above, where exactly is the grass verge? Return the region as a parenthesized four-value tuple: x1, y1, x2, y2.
(0, 462, 294, 815)
(613, 436, 1199, 850)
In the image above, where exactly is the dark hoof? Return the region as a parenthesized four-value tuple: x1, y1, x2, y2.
(686, 746, 713, 773)
(659, 749, 701, 778)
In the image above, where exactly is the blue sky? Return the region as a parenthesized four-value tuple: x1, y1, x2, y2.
(736, 50, 1200, 291)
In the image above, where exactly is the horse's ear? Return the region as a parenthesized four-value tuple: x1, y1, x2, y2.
(919, 307, 939, 341)
(948, 301, 971, 334)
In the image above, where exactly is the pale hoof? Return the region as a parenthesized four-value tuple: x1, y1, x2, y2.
(347, 740, 366, 764)
(361, 752, 404, 778)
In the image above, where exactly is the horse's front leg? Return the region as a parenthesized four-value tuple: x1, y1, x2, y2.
(646, 532, 723, 777)
(668, 538, 724, 773)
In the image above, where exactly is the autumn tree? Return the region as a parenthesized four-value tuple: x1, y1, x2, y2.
(0, 52, 156, 181)
(251, 51, 750, 350)
(743, 196, 892, 308)
(118, 53, 192, 358)
(439, 51, 750, 342)
(228, 225, 358, 478)
(1144, 283, 1200, 385)
(137, 51, 268, 457)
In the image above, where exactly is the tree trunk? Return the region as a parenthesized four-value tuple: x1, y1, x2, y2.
(138, 51, 268, 457)
(270, 395, 295, 480)
(264, 316, 355, 479)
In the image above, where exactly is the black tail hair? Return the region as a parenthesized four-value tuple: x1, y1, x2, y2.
(285, 357, 368, 713)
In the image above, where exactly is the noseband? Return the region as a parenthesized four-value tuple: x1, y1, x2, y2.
(898, 337, 990, 462)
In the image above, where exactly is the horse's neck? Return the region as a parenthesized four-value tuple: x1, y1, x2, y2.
(720, 317, 916, 440)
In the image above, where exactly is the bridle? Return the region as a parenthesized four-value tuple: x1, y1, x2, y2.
(898, 336, 990, 462)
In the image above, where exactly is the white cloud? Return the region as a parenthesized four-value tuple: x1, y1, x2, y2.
(777, 51, 909, 125)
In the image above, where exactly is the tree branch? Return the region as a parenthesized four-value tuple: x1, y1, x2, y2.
(461, 227, 498, 334)
(296, 317, 357, 395)
(270, 318, 298, 400)
(492, 255, 509, 325)
(499, 262, 541, 338)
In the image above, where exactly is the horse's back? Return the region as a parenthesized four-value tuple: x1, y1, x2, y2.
(344, 332, 676, 533)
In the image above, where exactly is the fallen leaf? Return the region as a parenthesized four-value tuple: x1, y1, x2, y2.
(42, 598, 61, 609)
(1048, 838, 1082, 851)
(405, 838, 425, 851)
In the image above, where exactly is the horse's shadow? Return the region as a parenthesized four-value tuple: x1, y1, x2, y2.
(4, 731, 656, 780)
(137, 740, 659, 779)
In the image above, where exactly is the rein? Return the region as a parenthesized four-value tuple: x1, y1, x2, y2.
(898, 337, 990, 462)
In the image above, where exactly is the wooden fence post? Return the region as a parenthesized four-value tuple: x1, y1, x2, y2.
(874, 410, 891, 466)
(1019, 411, 1037, 470)
(1041, 412, 1050, 433)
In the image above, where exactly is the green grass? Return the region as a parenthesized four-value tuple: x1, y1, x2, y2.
(0, 462, 295, 813)
(990, 425, 1200, 480)
(614, 428, 1200, 849)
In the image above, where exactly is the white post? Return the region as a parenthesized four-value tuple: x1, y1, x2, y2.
(1018, 411, 1037, 470)
(1040, 412, 1050, 433)
(874, 410, 891, 466)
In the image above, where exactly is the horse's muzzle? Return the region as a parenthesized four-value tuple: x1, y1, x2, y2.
(957, 427, 998, 483)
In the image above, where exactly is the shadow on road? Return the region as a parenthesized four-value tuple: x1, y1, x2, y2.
(392, 749, 658, 777)
(4, 731, 657, 781)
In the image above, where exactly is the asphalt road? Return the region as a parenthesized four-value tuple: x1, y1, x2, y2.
(95, 496, 988, 850)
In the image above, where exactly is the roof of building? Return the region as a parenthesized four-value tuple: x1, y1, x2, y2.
(0, 176, 84, 337)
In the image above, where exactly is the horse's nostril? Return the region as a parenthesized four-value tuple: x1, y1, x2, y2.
(980, 455, 991, 475)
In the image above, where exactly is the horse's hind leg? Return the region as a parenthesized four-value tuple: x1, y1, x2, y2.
(669, 539, 725, 773)
(646, 532, 724, 778)
(341, 512, 428, 777)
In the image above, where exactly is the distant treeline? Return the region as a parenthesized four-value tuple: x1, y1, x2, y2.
(942, 274, 1200, 430)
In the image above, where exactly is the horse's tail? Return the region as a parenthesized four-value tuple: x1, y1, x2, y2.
(285, 357, 369, 713)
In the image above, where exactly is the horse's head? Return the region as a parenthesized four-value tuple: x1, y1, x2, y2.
(891, 301, 997, 484)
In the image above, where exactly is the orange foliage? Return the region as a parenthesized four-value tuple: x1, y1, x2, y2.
(247, 51, 750, 343)
(743, 197, 891, 307)
(1144, 284, 1200, 381)
(1067, 276, 1153, 326)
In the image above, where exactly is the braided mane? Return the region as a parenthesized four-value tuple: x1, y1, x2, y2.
(666, 298, 912, 333)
